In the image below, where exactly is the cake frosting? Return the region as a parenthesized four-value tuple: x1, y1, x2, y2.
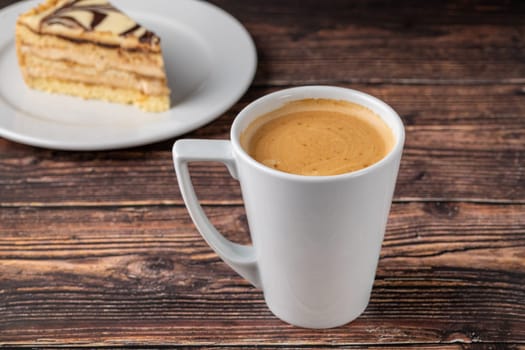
(22, 0, 159, 48)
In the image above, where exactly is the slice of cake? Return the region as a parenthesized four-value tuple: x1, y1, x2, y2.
(16, 0, 170, 112)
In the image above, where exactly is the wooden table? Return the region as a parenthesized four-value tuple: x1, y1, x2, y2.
(1, 0, 524, 348)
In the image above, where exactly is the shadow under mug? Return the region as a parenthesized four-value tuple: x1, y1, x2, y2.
(173, 86, 405, 328)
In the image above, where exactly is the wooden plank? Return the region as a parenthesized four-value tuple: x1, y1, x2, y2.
(208, 0, 525, 85)
(2, 148, 522, 205)
(1, 84, 524, 206)
(114, 347, 525, 350)
(1, 202, 523, 346)
(126, 347, 525, 350)
(4, 0, 525, 85)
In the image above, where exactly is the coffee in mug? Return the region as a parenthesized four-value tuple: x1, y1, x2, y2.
(240, 98, 395, 176)
(173, 86, 405, 328)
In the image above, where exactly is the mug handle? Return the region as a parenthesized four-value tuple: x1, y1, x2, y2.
(173, 139, 261, 288)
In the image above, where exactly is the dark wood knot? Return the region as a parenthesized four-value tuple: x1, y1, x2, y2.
(144, 256, 174, 272)
(423, 202, 459, 219)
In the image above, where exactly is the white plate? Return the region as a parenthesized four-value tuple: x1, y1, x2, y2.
(0, 0, 256, 150)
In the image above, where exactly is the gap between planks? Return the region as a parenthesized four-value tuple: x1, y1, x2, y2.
(251, 79, 525, 87)
(2, 341, 524, 349)
(1, 197, 524, 209)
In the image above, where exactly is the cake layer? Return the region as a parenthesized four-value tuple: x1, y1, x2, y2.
(25, 76, 170, 112)
(17, 24, 165, 78)
(22, 54, 169, 96)
(17, 0, 161, 52)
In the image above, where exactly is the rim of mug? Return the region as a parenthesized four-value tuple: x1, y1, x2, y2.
(231, 85, 405, 181)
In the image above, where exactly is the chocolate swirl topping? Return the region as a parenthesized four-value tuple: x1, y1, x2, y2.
(39, 0, 159, 45)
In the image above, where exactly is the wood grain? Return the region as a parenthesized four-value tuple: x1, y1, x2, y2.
(1, 202, 523, 346)
(1, 0, 524, 347)
(1, 84, 524, 206)
(208, 0, 525, 85)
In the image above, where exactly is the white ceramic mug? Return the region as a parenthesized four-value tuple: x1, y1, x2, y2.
(173, 86, 405, 328)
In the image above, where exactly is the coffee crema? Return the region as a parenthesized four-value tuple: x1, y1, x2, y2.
(240, 99, 395, 176)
